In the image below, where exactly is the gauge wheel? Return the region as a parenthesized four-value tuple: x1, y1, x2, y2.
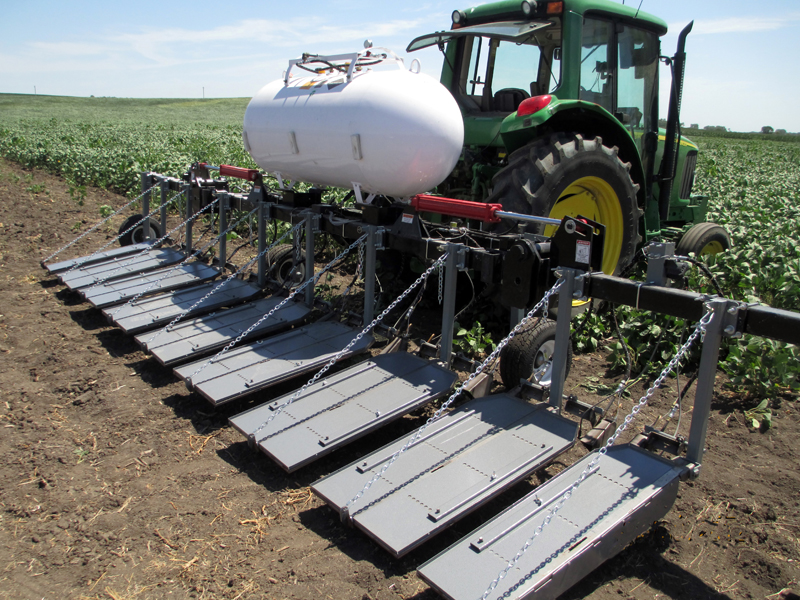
(266, 243, 306, 287)
(488, 132, 642, 275)
(500, 318, 572, 389)
(118, 214, 161, 246)
(676, 222, 731, 256)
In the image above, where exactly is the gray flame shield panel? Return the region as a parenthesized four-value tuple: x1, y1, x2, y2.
(230, 352, 458, 472)
(59, 247, 185, 290)
(417, 445, 684, 600)
(312, 394, 578, 557)
(136, 296, 311, 367)
(174, 320, 374, 406)
(45, 241, 158, 275)
(105, 278, 262, 334)
(82, 262, 220, 309)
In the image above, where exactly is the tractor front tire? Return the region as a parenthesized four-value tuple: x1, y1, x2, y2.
(118, 214, 161, 246)
(488, 133, 641, 274)
(500, 318, 572, 389)
(676, 222, 731, 256)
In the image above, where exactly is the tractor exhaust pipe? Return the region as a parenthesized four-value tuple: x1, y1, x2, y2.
(658, 21, 693, 222)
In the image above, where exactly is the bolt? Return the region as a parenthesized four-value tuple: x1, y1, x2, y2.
(724, 325, 737, 335)
(477, 537, 484, 544)
(435, 509, 440, 514)
(727, 306, 738, 314)
(375, 411, 380, 417)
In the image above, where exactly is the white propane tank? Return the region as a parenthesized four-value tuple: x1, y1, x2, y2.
(243, 49, 464, 198)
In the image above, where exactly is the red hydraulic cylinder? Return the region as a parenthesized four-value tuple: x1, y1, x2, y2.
(410, 194, 503, 223)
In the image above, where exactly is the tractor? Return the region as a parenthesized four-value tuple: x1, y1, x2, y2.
(407, 0, 730, 274)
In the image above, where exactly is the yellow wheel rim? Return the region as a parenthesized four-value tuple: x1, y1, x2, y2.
(700, 240, 725, 255)
(543, 176, 624, 275)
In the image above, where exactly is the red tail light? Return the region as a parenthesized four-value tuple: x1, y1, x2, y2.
(517, 94, 552, 117)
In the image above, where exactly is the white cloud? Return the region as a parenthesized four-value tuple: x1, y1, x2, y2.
(676, 13, 800, 35)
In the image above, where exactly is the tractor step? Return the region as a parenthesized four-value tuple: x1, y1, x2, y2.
(103, 278, 262, 334)
(173, 320, 373, 406)
(80, 262, 219, 309)
(59, 247, 185, 290)
(229, 353, 458, 473)
(45, 241, 159, 275)
(417, 445, 685, 600)
(135, 296, 311, 367)
(311, 395, 577, 557)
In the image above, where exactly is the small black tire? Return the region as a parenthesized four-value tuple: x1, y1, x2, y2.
(488, 133, 642, 275)
(500, 319, 572, 389)
(266, 243, 306, 287)
(118, 214, 161, 246)
(675, 222, 731, 256)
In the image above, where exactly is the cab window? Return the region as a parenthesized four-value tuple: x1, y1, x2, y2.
(456, 23, 562, 113)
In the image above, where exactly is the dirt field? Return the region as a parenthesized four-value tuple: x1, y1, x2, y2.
(0, 158, 798, 600)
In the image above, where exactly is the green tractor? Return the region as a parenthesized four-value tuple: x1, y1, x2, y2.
(407, 0, 730, 275)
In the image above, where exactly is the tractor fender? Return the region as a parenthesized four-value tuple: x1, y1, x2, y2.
(500, 100, 647, 208)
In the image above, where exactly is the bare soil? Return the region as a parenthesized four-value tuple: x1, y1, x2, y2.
(0, 157, 798, 600)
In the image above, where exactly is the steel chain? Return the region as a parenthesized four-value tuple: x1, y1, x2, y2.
(144, 221, 305, 347)
(342, 279, 563, 518)
(86, 197, 219, 291)
(42, 184, 158, 265)
(438, 261, 444, 304)
(186, 234, 368, 384)
(64, 189, 183, 275)
(110, 206, 258, 316)
(478, 305, 714, 600)
(250, 252, 450, 442)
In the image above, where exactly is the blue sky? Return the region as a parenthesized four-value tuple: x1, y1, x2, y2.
(2, 0, 799, 132)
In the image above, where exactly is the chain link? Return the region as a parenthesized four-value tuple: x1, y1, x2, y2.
(186, 233, 368, 384)
(477, 305, 714, 600)
(144, 221, 305, 348)
(64, 189, 183, 276)
(85, 197, 219, 291)
(250, 252, 450, 442)
(342, 279, 563, 519)
(294, 228, 302, 264)
(42, 184, 158, 265)
(357, 242, 365, 283)
(110, 205, 258, 316)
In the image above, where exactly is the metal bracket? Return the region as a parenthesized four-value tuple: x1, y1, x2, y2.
(571, 272, 589, 301)
(373, 227, 385, 251)
(721, 301, 747, 338)
(644, 242, 675, 287)
(454, 245, 467, 271)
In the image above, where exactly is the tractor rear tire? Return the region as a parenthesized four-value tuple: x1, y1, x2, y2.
(500, 318, 572, 389)
(118, 214, 161, 246)
(488, 133, 642, 275)
(266, 243, 306, 287)
(676, 222, 731, 256)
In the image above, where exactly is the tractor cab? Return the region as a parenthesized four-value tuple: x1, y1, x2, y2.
(407, 0, 717, 267)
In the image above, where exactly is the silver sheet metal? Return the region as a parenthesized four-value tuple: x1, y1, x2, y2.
(45, 241, 158, 275)
(417, 445, 684, 600)
(59, 247, 185, 290)
(229, 353, 458, 472)
(104, 278, 262, 334)
(311, 395, 577, 557)
(174, 321, 373, 406)
(81, 262, 219, 309)
(136, 296, 311, 367)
